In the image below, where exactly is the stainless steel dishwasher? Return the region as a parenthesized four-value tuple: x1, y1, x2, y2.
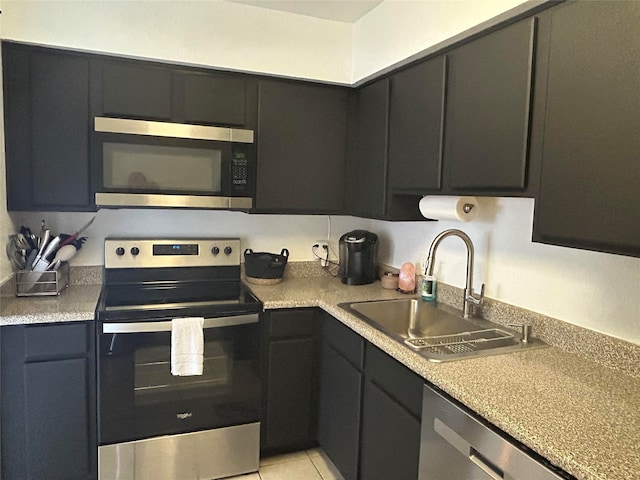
(418, 385, 571, 480)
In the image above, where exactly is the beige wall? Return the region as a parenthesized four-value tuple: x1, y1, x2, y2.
(352, 0, 530, 81)
(0, 0, 353, 84)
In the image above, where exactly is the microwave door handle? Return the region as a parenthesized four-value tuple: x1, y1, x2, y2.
(102, 313, 259, 334)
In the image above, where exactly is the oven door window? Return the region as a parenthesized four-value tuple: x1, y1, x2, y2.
(102, 141, 223, 193)
(98, 322, 259, 445)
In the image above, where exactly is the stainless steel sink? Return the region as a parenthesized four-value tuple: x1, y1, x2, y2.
(339, 298, 547, 362)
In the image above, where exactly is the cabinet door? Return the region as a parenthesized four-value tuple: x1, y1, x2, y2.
(3, 43, 93, 211)
(256, 80, 348, 213)
(445, 18, 536, 191)
(317, 344, 362, 480)
(23, 359, 91, 480)
(264, 338, 316, 449)
(1, 322, 96, 480)
(348, 79, 389, 218)
(388, 56, 446, 193)
(360, 343, 423, 480)
(100, 61, 172, 120)
(533, 1, 640, 257)
(360, 381, 421, 480)
(182, 73, 246, 126)
(261, 310, 317, 453)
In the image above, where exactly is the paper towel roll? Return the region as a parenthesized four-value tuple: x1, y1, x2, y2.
(419, 196, 479, 222)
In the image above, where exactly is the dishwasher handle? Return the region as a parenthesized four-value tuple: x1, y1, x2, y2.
(434, 417, 504, 479)
(102, 313, 259, 334)
(470, 448, 503, 480)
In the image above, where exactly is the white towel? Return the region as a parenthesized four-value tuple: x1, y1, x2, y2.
(171, 317, 204, 376)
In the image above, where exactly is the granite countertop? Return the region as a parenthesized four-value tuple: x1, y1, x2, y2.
(1, 272, 638, 480)
(0, 283, 101, 326)
(246, 274, 640, 480)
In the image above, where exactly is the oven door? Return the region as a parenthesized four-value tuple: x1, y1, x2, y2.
(93, 117, 254, 209)
(97, 313, 260, 446)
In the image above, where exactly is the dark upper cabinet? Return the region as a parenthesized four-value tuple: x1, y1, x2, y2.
(182, 73, 247, 126)
(1, 322, 96, 480)
(348, 71, 442, 221)
(532, 1, 640, 257)
(100, 62, 172, 121)
(261, 309, 318, 454)
(388, 55, 447, 194)
(255, 79, 348, 213)
(3, 42, 94, 211)
(348, 79, 389, 219)
(444, 17, 536, 192)
(93, 59, 253, 127)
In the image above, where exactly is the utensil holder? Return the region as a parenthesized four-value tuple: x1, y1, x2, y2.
(15, 262, 69, 296)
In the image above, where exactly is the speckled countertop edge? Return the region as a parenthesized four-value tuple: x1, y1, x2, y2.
(2, 264, 639, 479)
(0, 266, 102, 326)
(245, 273, 640, 480)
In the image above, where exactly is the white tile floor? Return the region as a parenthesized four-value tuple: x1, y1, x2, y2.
(228, 448, 344, 480)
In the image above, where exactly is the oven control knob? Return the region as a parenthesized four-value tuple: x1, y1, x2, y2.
(130, 247, 140, 256)
(224, 246, 233, 255)
(212, 246, 220, 255)
(115, 247, 125, 256)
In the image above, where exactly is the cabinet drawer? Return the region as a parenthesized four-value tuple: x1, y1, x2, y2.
(268, 309, 315, 339)
(24, 322, 89, 361)
(321, 313, 364, 370)
(365, 343, 423, 418)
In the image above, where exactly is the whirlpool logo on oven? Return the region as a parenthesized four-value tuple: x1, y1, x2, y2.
(176, 412, 193, 420)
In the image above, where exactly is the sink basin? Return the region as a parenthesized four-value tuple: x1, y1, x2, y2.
(339, 298, 547, 362)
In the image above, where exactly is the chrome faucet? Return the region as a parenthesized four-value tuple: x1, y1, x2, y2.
(425, 229, 485, 319)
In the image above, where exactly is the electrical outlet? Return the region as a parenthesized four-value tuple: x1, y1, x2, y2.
(312, 240, 329, 266)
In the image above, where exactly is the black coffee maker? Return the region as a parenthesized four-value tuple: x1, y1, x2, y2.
(338, 230, 379, 285)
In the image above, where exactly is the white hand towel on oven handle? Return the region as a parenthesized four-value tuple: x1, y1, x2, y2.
(171, 317, 204, 376)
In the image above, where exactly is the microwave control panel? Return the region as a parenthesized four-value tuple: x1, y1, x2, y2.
(232, 156, 248, 185)
(231, 145, 252, 195)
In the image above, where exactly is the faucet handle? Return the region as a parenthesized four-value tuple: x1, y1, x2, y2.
(508, 323, 532, 343)
(466, 283, 485, 306)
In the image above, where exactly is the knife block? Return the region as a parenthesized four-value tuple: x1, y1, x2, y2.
(15, 262, 69, 296)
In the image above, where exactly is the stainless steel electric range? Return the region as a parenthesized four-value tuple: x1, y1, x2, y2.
(95, 238, 263, 480)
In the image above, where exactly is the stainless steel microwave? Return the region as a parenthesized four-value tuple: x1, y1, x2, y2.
(93, 117, 255, 210)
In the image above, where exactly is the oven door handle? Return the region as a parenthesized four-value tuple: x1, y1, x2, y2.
(102, 313, 259, 334)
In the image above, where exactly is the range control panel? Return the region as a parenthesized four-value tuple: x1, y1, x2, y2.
(104, 238, 240, 269)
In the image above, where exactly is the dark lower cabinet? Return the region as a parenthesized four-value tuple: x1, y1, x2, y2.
(533, 0, 640, 257)
(317, 313, 423, 480)
(317, 313, 364, 480)
(360, 343, 423, 480)
(0, 321, 96, 480)
(261, 309, 318, 454)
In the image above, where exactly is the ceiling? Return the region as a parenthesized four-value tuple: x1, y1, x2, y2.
(225, 0, 384, 23)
